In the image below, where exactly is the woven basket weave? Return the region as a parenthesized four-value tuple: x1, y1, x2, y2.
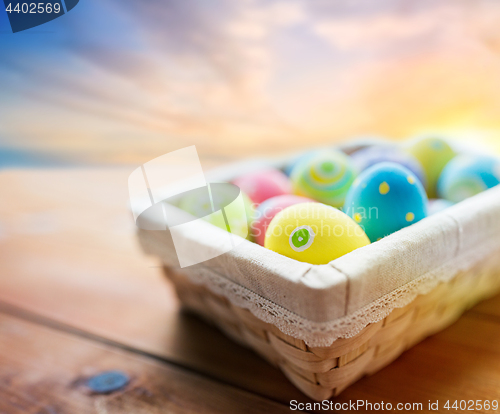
(136, 143, 500, 400)
(163, 251, 500, 400)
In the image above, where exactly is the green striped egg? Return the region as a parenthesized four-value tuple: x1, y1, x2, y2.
(290, 150, 357, 208)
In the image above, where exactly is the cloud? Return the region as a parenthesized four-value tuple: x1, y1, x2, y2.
(1, 0, 500, 164)
(314, 12, 440, 50)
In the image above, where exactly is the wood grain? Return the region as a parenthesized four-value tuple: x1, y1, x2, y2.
(1, 168, 500, 413)
(332, 313, 500, 413)
(0, 169, 309, 404)
(0, 312, 293, 414)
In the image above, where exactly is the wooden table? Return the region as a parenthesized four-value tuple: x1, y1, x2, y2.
(1, 168, 499, 413)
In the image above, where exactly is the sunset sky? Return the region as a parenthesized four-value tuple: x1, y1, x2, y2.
(1, 0, 500, 165)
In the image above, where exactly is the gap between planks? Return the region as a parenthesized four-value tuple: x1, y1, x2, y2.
(0, 311, 298, 414)
(0, 299, 305, 412)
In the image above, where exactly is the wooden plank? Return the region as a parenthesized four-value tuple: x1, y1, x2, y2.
(2, 169, 500, 410)
(0, 312, 294, 414)
(0, 169, 310, 405)
(470, 296, 500, 320)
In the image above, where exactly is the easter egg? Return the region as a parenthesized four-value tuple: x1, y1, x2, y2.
(284, 150, 320, 176)
(253, 194, 313, 246)
(178, 183, 254, 240)
(428, 199, 454, 215)
(437, 155, 500, 203)
(264, 203, 370, 264)
(351, 146, 426, 188)
(205, 203, 252, 240)
(290, 150, 357, 208)
(233, 169, 291, 205)
(344, 162, 428, 242)
(406, 137, 456, 198)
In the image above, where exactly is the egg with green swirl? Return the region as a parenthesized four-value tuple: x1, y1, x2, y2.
(291, 150, 357, 208)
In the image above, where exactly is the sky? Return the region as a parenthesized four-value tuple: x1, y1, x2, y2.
(1, 0, 500, 165)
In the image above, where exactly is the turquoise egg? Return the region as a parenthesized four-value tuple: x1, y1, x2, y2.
(344, 162, 428, 242)
(438, 155, 500, 203)
(291, 150, 357, 208)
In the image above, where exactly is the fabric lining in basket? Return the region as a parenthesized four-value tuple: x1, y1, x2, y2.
(138, 184, 500, 347)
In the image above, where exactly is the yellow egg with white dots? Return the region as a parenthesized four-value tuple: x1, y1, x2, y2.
(264, 203, 370, 265)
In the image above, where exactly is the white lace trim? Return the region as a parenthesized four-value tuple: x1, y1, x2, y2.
(180, 242, 500, 348)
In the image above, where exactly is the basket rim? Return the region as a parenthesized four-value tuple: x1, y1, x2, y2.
(137, 140, 500, 330)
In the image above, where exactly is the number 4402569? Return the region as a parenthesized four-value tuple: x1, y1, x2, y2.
(444, 400, 498, 411)
(5, 3, 61, 13)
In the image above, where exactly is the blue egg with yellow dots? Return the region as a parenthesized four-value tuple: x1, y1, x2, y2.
(344, 162, 428, 242)
(437, 155, 500, 203)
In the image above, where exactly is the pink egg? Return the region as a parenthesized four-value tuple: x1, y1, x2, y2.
(233, 169, 291, 205)
(252, 194, 313, 246)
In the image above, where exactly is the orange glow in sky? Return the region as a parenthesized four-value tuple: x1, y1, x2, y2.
(1, 0, 500, 164)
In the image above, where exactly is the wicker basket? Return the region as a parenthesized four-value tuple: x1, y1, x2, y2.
(163, 253, 500, 400)
(136, 144, 500, 400)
